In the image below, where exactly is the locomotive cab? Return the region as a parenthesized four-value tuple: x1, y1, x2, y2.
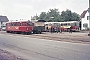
(33, 20, 45, 34)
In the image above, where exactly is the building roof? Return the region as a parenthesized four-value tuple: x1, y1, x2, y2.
(0, 16, 9, 22)
(37, 20, 46, 22)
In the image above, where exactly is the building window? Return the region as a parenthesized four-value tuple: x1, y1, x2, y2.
(83, 23, 88, 28)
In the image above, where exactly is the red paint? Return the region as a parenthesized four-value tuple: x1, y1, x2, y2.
(6, 21, 34, 33)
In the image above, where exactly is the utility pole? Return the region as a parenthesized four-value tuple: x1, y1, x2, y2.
(88, 0, 90, 36)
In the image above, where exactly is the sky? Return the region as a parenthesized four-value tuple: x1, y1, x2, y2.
(0, 0, 89, 20)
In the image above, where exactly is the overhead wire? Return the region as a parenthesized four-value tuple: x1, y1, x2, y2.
(69, 0, 86, 9)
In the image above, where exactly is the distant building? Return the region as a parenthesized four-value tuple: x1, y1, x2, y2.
(81, 13, 90, 30)
(0, 16, 9, 30)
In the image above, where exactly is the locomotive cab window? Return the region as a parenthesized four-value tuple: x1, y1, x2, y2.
(13, 22, 17, 26)
(27, 22, 33, 26)
(10, 23, 13, 26)
(22, 22, 27, 26)
(17, 22, 21, 26)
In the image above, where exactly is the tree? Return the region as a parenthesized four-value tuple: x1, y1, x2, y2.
(61, 9, 80, 21)
(39, 9, 61, 22)
(39, 12, 47, 19)
(32, 9, 80, 22)
(71, 12, 81, 21)
(47, 9, 60, 22)
(31, 15, 39, 20)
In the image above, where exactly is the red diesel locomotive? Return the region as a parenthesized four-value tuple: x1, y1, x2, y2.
(6, 21, 34, 34)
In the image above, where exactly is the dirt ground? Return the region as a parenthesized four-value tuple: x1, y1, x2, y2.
(27, 31, 90, 44)
(0, 31, 90, 44)
(0, 31, 90, 60)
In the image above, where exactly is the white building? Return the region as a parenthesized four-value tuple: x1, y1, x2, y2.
(81, 13, 90, 30)
(0, 16, 9, 30)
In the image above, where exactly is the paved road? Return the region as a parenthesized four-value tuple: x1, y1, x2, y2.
(0, 33, 90, 60)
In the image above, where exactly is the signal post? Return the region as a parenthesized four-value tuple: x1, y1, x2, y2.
(88, 0, 90, 36)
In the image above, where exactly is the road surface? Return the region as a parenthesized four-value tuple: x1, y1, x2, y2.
(0, 33, 90, 60)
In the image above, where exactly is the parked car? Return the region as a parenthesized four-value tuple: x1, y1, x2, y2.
(1, 26, 6, 31)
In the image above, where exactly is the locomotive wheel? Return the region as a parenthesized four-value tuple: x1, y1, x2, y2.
(25, 32, 28, 35)
(22, 32, 26, 35)
(33, 31, 35, 34)
(67, 29, 70, 32)
(25, 32, 31, 35)
(6, 31, 10, 33)
(38, 31, 42, 34)
(33, 30, 36, 34)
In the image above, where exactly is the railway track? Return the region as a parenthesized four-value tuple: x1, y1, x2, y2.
(0, 31, 90, 44)
(30, 34, 90, 44)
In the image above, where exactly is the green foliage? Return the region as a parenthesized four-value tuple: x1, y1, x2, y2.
(31, 15, 39, 20)
(61, 9, 80, 21)
(39, 12, 46, 19)
(32, 9, 81, 22)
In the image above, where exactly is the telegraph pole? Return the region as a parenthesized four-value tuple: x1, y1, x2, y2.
(88, 0, 90, 36)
